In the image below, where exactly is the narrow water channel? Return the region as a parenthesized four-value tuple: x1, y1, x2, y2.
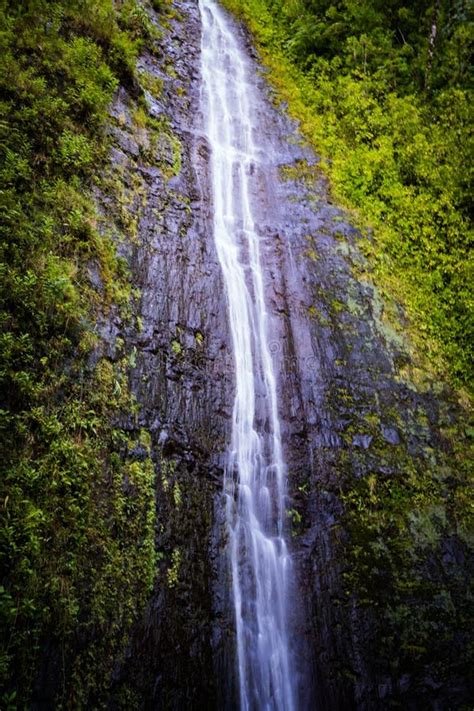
(199, 2, 297, 708)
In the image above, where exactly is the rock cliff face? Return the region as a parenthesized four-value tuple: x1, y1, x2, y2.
(95, 1, 471, 709)
(96, 2, 229, 707)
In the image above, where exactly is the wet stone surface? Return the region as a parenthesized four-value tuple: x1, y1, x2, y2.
(92, 2, 230, 708)
(88, 1, 473, 709)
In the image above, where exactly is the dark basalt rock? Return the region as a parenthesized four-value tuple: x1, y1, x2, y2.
(101, 1, 230, 708)
(90, 1, 472, 710)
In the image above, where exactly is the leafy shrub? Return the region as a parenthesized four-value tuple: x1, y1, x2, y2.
(0, 0, 167, 706)
(223, 0, 473, 390)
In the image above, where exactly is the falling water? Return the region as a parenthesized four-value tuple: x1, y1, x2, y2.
(199, 2, 296, 709)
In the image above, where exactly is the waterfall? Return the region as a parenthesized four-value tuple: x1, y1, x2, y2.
(199, 2, 296, 709)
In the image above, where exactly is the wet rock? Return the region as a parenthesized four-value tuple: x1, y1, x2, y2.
(378, 680, 392, 699)
(82, 0, 474, 709)
(352, 434, 373, 449)
(398, 674, 411, 694)
(381, 425, 400, 444)
(108, 125, 140, 157)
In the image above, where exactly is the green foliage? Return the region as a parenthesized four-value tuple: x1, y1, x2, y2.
(337, 423, 473, 684)
(0, 0, 169, 706)
(222, 0, 473, 391)
(167, 547, 182, 588)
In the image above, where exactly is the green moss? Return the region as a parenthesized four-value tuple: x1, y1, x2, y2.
(171, 339, 182, 356)
(330, 298, 346, 314)
(173, 482, 183, 507)
(167, 548, 182, 588)
(0, 0, 175, 706)
(144, 114, 182, 180)
(140, 71, 165, 97)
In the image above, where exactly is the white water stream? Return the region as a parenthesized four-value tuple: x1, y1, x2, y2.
(199, 2, 296, 709)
